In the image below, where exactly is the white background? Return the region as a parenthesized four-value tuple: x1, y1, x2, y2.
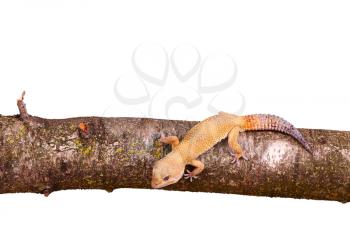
(0, 1, 349, 232)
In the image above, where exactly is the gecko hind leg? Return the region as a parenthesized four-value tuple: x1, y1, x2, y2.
(159, 136, 179, 150)
(228, 127, 248, 164)
(184, 160, 204, 182)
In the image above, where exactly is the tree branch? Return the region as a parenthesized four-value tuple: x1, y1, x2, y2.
(0, 93, 349, 202)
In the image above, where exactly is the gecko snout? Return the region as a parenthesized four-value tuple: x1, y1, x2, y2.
(151, 179, 161, 189)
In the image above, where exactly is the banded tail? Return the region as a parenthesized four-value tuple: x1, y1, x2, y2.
(242, 114, 312, 154)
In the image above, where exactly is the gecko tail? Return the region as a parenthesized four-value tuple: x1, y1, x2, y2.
(241, 114, 313, 154)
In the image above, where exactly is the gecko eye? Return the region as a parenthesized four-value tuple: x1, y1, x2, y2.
(163, 176, 170, 181)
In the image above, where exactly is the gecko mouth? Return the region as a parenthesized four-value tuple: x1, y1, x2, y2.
(151, 175, 183, 189)
(151, 180, 171, 189)
(151, 182, 167, 189)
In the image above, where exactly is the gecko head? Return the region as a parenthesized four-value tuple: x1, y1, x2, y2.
(151, 152, 185, 189)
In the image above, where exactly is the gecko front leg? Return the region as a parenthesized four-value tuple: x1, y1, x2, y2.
(160, 136, 180, 150)
(184, 160, 204, 182)
(228, 127, 248, 164)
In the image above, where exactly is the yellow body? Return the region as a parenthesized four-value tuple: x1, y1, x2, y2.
(175, 112, 243, 163)
(151, 112, 244, 188)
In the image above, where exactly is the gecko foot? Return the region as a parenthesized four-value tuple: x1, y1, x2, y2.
(230, 155, 249, 165)
(183, 169, 198, 182)
(229, 150, 249, 165)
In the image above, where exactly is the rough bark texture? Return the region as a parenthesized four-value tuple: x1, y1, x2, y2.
(0, 114, 349, 202)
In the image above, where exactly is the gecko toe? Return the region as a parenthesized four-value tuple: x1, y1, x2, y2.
(183, 170, 198, 182)
(231, 158, 239, 166)
(229, 150, 234, 157)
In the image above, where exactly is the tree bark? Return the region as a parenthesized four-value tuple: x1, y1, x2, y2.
(0, 110, 349, 202)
